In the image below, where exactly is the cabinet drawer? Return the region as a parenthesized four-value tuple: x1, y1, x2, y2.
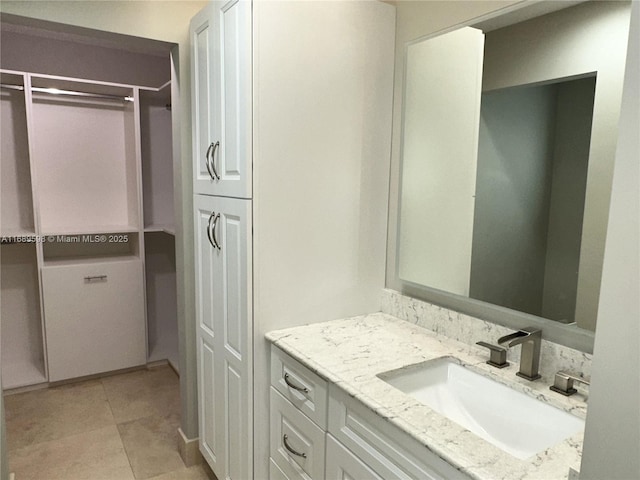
(326, 434, 383, 480)
(328, 385, 470, 480)
(271, 347, 328, 429)
(270, 458, 291, 480)
(270, 388, 325, 480)
(42, 259, 146, 381)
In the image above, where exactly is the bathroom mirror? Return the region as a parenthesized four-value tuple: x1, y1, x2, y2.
(397, 1, 632, 346)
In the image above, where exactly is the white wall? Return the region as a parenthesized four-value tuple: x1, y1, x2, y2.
(386, 0, 521, 291)
(399, 27, 484, 297)
(251, 1, 395, 475)
(0, 0, 207, 440)
(482, 0, 632, 330)
(580, 1, 640, 478)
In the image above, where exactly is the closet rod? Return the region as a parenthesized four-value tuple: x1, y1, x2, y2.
(0, 83, 134, 102)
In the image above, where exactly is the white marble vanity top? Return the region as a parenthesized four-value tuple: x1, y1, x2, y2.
(266, 313, 587, 480)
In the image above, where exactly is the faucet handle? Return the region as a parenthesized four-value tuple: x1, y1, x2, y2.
(550, 371, 590, 396)
(476, 341, 509, 369)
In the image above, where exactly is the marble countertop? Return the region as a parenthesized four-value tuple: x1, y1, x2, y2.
(266, 312, 587, 480)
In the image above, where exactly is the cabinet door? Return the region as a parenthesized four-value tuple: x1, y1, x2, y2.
(41, 259, 146, 382)
(325, 434, 383, 480)
(194, 194, 253, 480)
(191, 0, 252, 199)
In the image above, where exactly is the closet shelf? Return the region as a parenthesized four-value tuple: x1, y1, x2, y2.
(1, 228, 36, 239)
(42, 254, 141, 268)
(144, 224, 175, 236)
(2, 360, 47, 390)
(42, 225, 140, 236)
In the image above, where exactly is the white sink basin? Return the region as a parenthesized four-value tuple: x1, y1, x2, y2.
(378, 358, 584, 459)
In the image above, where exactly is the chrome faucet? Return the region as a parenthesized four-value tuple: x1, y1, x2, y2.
(497, 327, 542, 381)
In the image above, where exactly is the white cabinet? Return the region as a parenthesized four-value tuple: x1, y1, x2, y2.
(191, 0, 252, 199)
(271, 347, 328, 430)
(41, 259, 146, 382)
(194, 194, 253, 479)
(328, 385, 469, 480)
(325, 434, 383, 480)
(191, 0, 396, 477)
(270, 388, 326, 480)
(269, 346, 470, 480)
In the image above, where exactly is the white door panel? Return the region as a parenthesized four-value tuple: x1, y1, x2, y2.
(194, 194, 252, 480)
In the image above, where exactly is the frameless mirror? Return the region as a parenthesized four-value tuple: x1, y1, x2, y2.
(398, 1, 632, 338)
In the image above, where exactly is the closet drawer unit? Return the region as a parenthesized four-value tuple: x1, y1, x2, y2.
(271, 347, 328, 429)
(328, 385, 469, 480)
(270, 388, 326, 480)
(42, 259, 146, 382)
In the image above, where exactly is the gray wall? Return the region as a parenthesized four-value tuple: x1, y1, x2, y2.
(542, 77, 595, 321)
(471, 77, 596, 323)
(470, 84, 557, 315)
(580, 2, 639, 478)
(0, 29, 171, 87)
(481, 0, 632, 331)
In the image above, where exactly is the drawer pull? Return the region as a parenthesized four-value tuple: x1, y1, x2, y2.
(206, 211, 221, 250)
(84, 275, 107, 282)
(283, 434, 307, 459)
(205, 141, 220, 181)
(284, 373, 309, 393)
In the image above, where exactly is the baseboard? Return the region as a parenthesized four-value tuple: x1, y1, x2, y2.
(178, 427, 202, 467)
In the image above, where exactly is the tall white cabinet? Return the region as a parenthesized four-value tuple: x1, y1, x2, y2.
(191, 1, 396, 478)
(192, 1, 253, 477)
(192, 1, 252, 199)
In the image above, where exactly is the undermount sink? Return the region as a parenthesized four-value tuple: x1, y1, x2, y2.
(378, 357, 584, 460)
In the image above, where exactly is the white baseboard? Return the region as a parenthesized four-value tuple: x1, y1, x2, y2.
(177, 427, 202, 467)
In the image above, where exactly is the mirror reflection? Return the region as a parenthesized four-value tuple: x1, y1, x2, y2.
(398, 1, 632, 332)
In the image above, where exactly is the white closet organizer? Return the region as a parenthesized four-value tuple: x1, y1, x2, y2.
(1, 69, 178, 388)
(140, 82, 179, 370)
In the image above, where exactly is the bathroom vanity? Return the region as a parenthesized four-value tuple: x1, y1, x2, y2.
(266, 309, 588, 480)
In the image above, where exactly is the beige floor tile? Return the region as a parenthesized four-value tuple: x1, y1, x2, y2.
(4, 379, 115, 451)
(9, 425, 135, 480)
(118, 412, 185, 479)
(146, 464, 214, 480)
(102, 366, 181, 424)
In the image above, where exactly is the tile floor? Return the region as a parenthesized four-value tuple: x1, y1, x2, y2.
(4, 365, 212, 480)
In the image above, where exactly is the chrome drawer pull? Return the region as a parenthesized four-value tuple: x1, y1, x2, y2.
(211, 141, 220, 180)
(211, 213, 221, 250)
(205, 142, 220, 181)
(283, 434, 307, 459)
(84, 275, 107, 282)
(205, 141, 220, 181)
(206, 211, 221, 250)
(284, 373, 309, 393)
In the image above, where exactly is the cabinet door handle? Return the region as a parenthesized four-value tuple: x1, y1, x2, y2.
(211, 141, 220, 180)
(206, 211, 221, 250)
(284, 373, 309, 393)
(84, 275, 107, 282)
(283, 434, 307, 459)
(205, 142, 215, 180)
(205, 141, 220, 181)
